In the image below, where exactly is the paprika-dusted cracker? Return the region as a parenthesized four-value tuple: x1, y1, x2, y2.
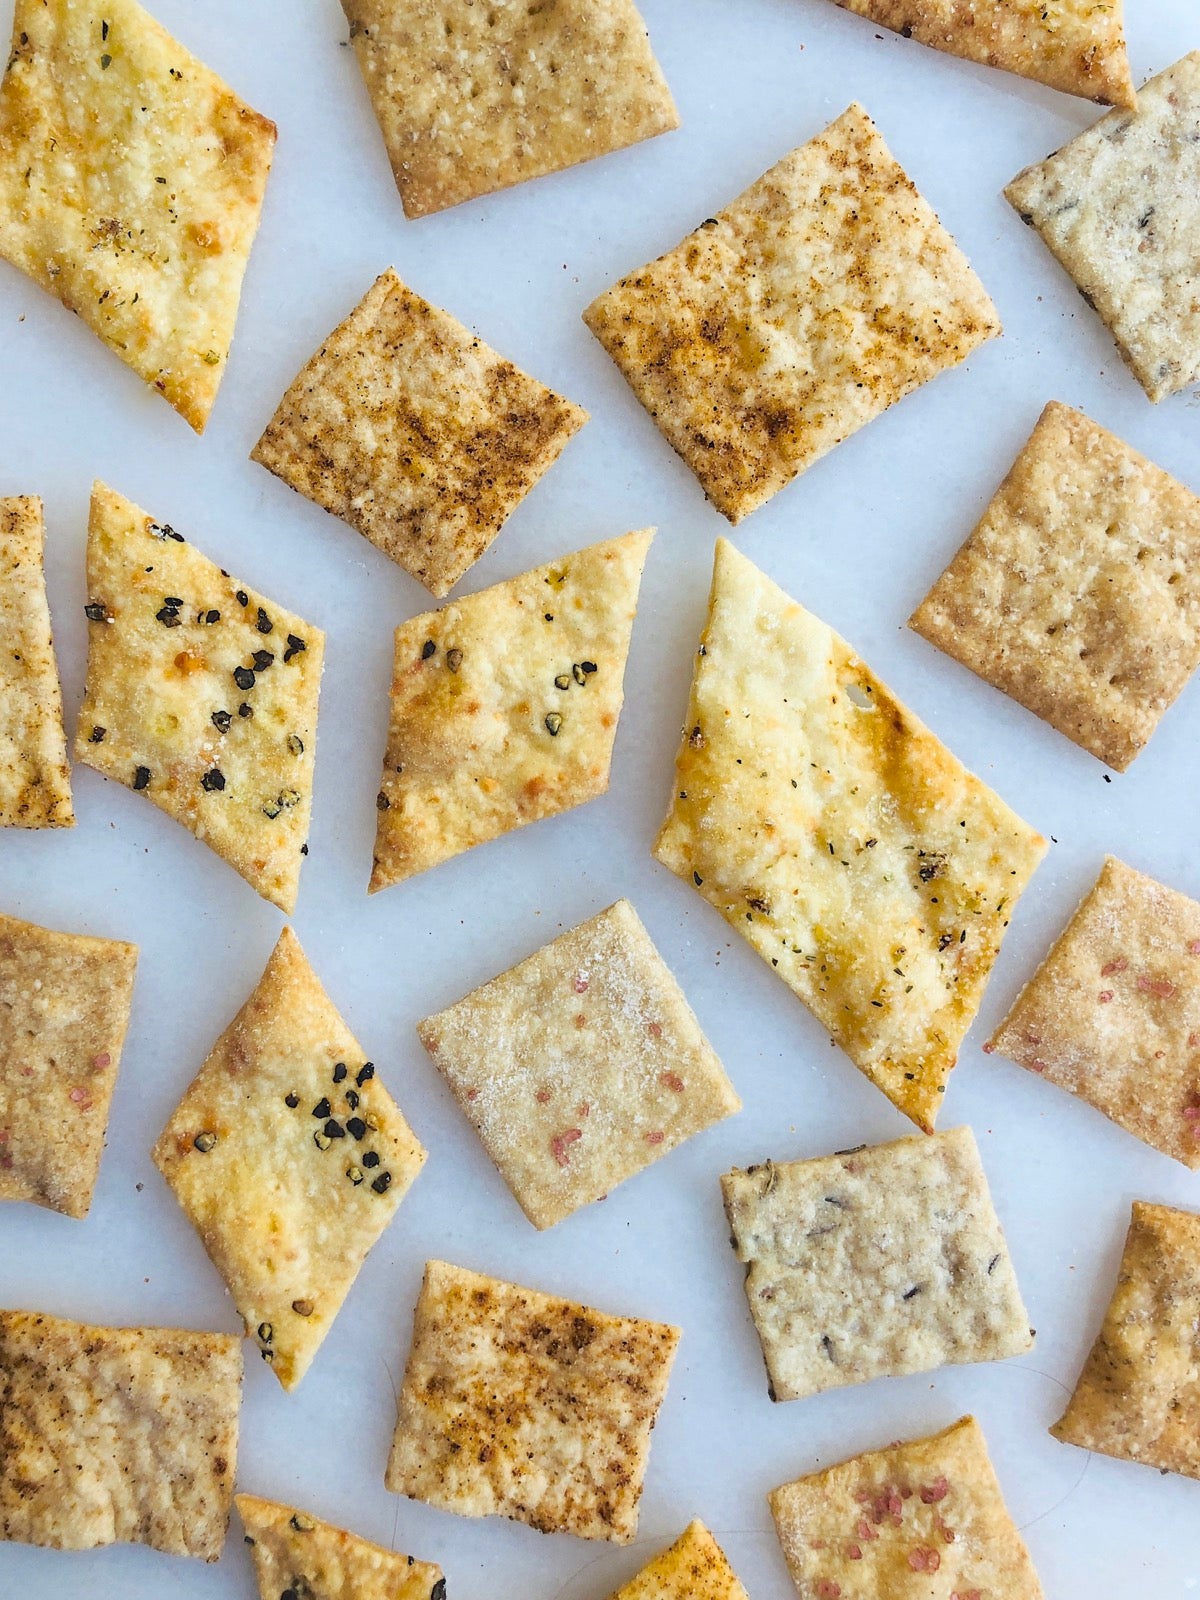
(75, 483, 323, 913)
(238, 1494, 444, 1600)
(583, 104, 999, 523)
(654, 540, 1046, 1131)
(910, 403, 1200, 771)
(607, 1520, 749, 1600)
(252, 269, 588, 598)
(0, 0, 275, 432)
(418, 899, 739, 1229)
(340, 0, 678, 218)
(153, 927, 426, 1391)
(0, 1307, 240, 1560)
(385, 1259, 679, 1543)
(371, 529, 651, 890)
(1006, 54, 1200, 403)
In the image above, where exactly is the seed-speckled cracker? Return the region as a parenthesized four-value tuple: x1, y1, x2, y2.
(0, 1307, 240, 1560)
(238, 1494, 444, 1600)
(418, 899, 739, 1229)
(372, 528, 651, 891)
(252, 269, 588, 598)
(340, 0, 678, 218)
(0, 0, 275, 432)
(153, 927, 426, 1391)
(385, 1260, 679, 1542)
(655, 540, 1046, 1131)
(75, 483, 323, 913)
(607, 1520, 749, 1600)
(584, 104, 999, 523)
(1006, 54, 1200, 402)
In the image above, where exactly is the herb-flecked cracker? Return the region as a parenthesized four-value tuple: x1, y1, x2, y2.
(655, 540, 1046, 1131)
(238, 1494, 444, 1600)
(371, 529, 651, 890)
(606, 1520, 750, 1600)
(385, 1259, 680, 1543)
(0, 0, 275, 432)
(75, 483, 324, 913)
(252, 269, 588, 598)
(583, 104, 999, 523)
(153, 927, 426, 1391)
(0, 1307, 241, 1560)
(418, 898, 739, 1229)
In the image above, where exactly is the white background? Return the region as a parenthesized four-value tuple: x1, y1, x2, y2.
(1, 1, 1198, 1596)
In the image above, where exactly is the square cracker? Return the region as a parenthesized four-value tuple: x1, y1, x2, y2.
(0, 911, 137, 1218)
(340, 0, 678, 218)
(252, 268, 588, 598)
(0, 1307, 241, 1560)
(1006, 53, 1200, 402)
(583, 103, 999, 523)
(153, 927, 426, 1391)
(385, 1259, 680, 1543)
(237, 1494, 443, 1600)
(910, 402, 1200, 771)
(0, 0, 275, 432)
(607, 1520, 749, 1600)
(418, 898, 740, 1229)
(654, 540, 1046, 1132)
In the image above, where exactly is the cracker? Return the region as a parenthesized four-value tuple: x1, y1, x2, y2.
(0, 1307, 240, 1560)
(385, 1259, 679, 1543)
(583, 104, 999, 523)
(340, 0, 678, 218)
(252, 269, 588, 598)
(372, 528, 651, 890)
(910, 403, 1200, 771)
(153, 927, 426, 1391)
(0, 0, 275, 432)
(418, 898, 739, 1229)
(655, 540, 1046, 1131)
(607, 1520, 749, 1600)
(1006, 53, 1200, 402)
(769, 1415, 1044, 1600)
(238, 1494, 444, 1600)
(0, 497, 72, 826)
(75, 483, 324, 913)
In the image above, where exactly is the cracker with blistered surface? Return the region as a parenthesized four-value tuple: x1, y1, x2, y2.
(238, 1493, 444, 1600)
(607, 1520, 750, 1600)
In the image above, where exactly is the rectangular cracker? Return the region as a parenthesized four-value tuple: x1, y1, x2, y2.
(607, 1520, 749, 1600)
(237, 1494, 443, 1600)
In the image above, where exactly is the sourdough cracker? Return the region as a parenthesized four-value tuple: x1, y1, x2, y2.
(607, 1520, 749, 1600)
(238, 1494, 443, 1600)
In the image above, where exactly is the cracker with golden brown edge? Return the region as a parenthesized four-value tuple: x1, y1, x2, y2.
(372, 529, 651, 890)
(654, 541, 1046, 1131)
(0, 0, 274, 432)
(75, 483, 323, 913)
(385, 1259, 680, 1543)
(238, 1494, 444, 1600)
(0, 1307, 240, 1560)
(153, 928, 426, 1391)
(583, 104, 999, 524)
(608, 1520, 749, 1600)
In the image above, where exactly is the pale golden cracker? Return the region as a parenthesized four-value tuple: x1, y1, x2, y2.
(153, 927, 426, 1391)
(238, 1494, 444, 1600)
(654, 540, 1046, 1131)
(608, 1520, 749, 1600)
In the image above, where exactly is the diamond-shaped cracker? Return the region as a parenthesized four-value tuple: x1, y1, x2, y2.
(153, 927, 426, 1391)
(340, 0, 678, 219)
(371, 528, 651, 890)
(252, 268, 587, 599)
(0, 1307, 240, 1559)
(0, 911, 137, 1218)
(418, 898, 739, 1229)
(910, 403, 1200, 771)
(75, 483, 323, 913)
(385, 1259, 679, 1543)
(0, 0, 275, 432)
(1006, 54, 1200, 403)
(654, 540, 1046, 1132)
(0, 497, 72, 827)
(607, 1520, 749, 1600)
(237, 1494, 444, 1600)
(769, 1415, 1045, 1600)
(583, 104, 999, 523)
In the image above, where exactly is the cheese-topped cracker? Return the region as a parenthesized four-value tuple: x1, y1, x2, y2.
(607, 1520, 749, 1600)
(238, 1494, 444, 1600)
(253, 269, 587, 599)
(655, 541, 1046, 1131)
(583, 104, 999, 523)
(385, 1259, 679, 1543)
(0, 1307, 240, 1560)
(153, 927, 426, 1391)
(340, 0, 678, 218)
(75, 483, 323, 913)
(0, 0, 275, 432)
(418, 899, 739, 1229)
(371, 529, 651, 891)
